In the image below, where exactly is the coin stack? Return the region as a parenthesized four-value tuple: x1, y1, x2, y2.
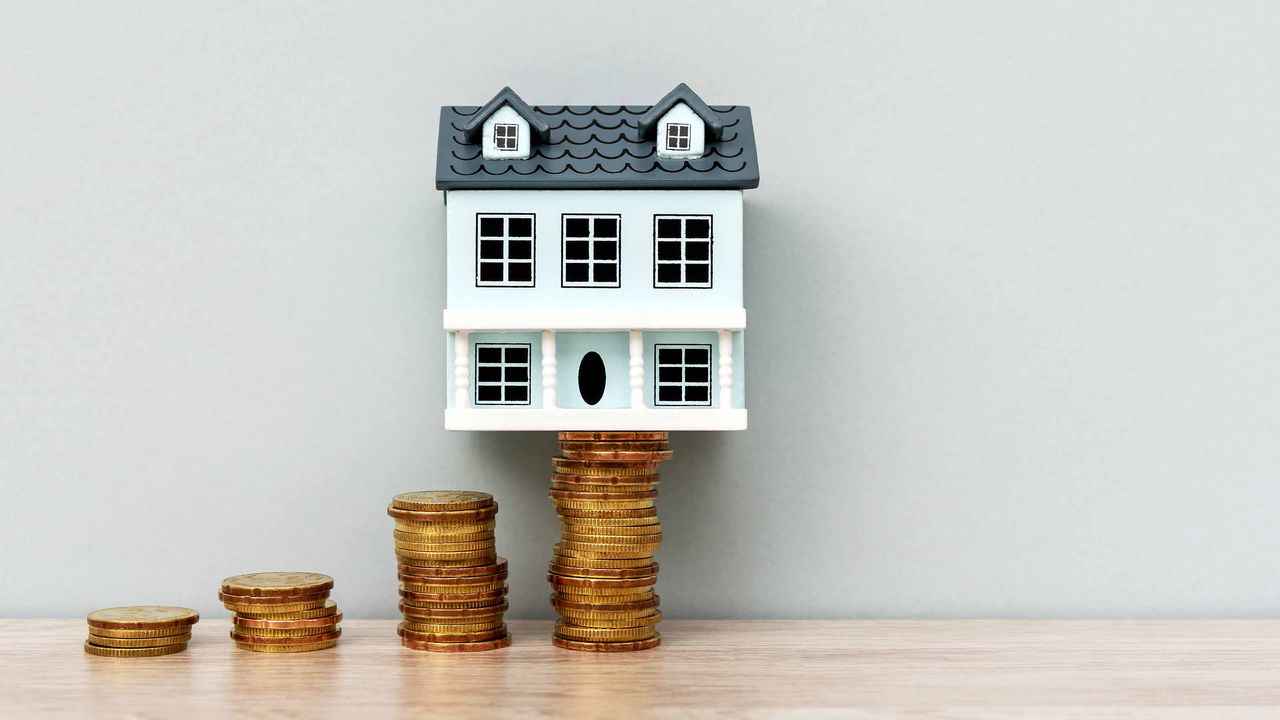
(387, 491, 511, 652)
(84, 605, 199, 657)
(549, 431, 670, 652)
(219, 572, 342, 653)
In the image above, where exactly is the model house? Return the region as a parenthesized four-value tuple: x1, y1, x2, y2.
(436, 84, 759, 430)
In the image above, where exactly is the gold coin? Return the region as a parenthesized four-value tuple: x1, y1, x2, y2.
(395, 538, 495, 553)
(230, 628, 342, 645)
(86, 606, 199, 631)
(552, 594, 660, 612)
(398, 555, 498, 568)
(401, 579, 506, 595)
(550, 460, 658, 476)
(559, 520, 660, 533)
(399, 600, 508, 620)
(391, 490, 494, 512)
(85, 624, 193, 639)
(559, 431, 668, 442)
(222, 597, 329, 614)
(552, 553, 655, 569)
(557, 607, 661, 622)
(555, 590, 654, 604)
(552, 634, 661, 652)
(554, 623, 658, 642)
(558, 611, 663, 629)
(559, 449, 674, 462)
(398, 569, 507, 586)
(394, 519, 495, 535)
(551, 484, 660, 496)
(401, 595, 510, 609)
(386, 504, 498, 523)
(85, 632, 191, 648)
(233, 609, 343, 630)
(233, 599, 338, 620)
(399, 619, 505, 634)
(395, 547, 496, 561)
(397, 623, 507, 643)
(555, 545, 658, 560)
(235, 639, 337, 653)
(84, 640, 187, 657)
(561, 532, 663, 545)
(231, 623, 339, 638)
(401, 587, 507, 604)
(551, 471, 662, 485)
(218, 589, 329, 605)
(552, 500, 655, 512)
(400, 633, 511, 652)
(393, 528, 494, 543)
(549, 488, 658, 501)
(548, 572, 658, 589)
(556, 506, 658, 519)
(557, 440, 670, 452)
(397, 558, 507, 579)
(548, 562, 659, 579)
(220, 572, 333, 598)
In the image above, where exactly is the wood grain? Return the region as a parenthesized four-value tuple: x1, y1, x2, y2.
(2, 619, 1279, 719)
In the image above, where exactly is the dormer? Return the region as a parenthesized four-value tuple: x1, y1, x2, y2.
(461, 87, 550, 161)
(638, 83, 729, 160)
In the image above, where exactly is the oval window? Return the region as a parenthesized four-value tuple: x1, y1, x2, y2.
(577, 352, 607, 406)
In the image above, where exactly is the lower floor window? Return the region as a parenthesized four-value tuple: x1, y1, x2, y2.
(475, 343, 531, 405)
(654, 344, 712, 406)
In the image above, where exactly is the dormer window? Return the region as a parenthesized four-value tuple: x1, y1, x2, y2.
(493, 124, 519, 152)
(665, 123, 691, 152)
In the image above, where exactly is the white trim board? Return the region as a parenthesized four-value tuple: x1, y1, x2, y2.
(444, 308, 746, 331)
(445, 408, 748, 431)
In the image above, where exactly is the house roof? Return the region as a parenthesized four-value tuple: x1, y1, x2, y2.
(436, 85, 759, 191)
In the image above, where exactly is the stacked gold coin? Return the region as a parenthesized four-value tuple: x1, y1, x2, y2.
(84, 606, 199, 657)
(388, 490, 511, 652)
(548, 431, 669, 652)
(219, 572, 342, 653)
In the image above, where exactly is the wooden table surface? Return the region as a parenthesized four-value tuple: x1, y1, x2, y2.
(2, 619, 1279, 718)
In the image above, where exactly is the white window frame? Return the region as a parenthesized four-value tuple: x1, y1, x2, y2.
(665, 123, 691, 151)
(493, 123, 520, 152)
(653, 344, 712, 407)
(474, 343, 532, 405)
(561, 214, 621, 288)
(476, 214, 535, 287)
(653, 215, 713, 288)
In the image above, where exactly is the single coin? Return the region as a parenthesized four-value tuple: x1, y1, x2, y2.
(218, 589, 329, 605)
(220, 572, 334, 598)
(559, 449, 674, 462)
(397, 558, 507, 579)
(86, 606, 199, 631)
(554, 590, 655, 604)
(398, 557, 499, 569)
(386, 504, 498, 523)
(395, 538, 496, 553)
(551, 459, 659, 475)
(557, 440, 670, 452)
(398, 600, 507, 620)
(85, 624, 193, 639)
(397, 623, 507, 643)
(232, 623, 339, 638)
(549, 488, 658, 502)
(558, 612, 663, 629)
(559, 521, 661, 535)
(555, 546, 658, 561)
(558, 517, 660, 529)
(401, 580, 506, 595)
(552, 594, 660, 612)
(222, 597, 329, 614)
(401, 595, 510, 610)
(552, 472, 661, 487)
(548, 572, 658, 589)
(84, 640, 188, 657)
(401, 587, 507, 604)
(552, 483, 659, 496)
(394, 519, 495, 535)
(552, 553, 655, 570)
(552, 634, 661, 652)
(393, 528, 494, 544)
(557, 607, 661, 622)
(235, 639, 337, 653)
(85, 632, 191, 648)
(233, 611, 344, 630)
(395, 546, 496, 561)
(400, 619, 505, 633)
(561, 532, 663, 545)
(391, 490, 494, 512)
(230, 628, 342, 646)
(401, 633, 511, 652)
(559, 431, 668, 442)
(398, 570, 507, 586)
(554, 623, 657, 642)
(552, 500, 655, 513)
(548, 562, 659, 579)
(233, 599, 339, 620)
(556, 506, 658, 519)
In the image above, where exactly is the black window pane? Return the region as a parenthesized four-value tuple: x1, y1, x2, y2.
(477, 385, 502, 402)
(594, 240, 616, 260)
(508, 263, 532, 283)
(657, 241, 682, 260)
(594, 218, 618, 237)
(479, 263, 504, 282)
(594, 264, 617, 283)
(685, 348, 710, 365)
(477, 347, 502, 363)
(505, 365, 528, 382)
(479, 217, 504, 237)
(685, 218, 710, 238)
(685, 241, 710, 261)
(658, 366, 682, 382)
(685, 264, 710, 285)
(565, 263, 589, 283)
(658, 386, 682, 402)
(656, 264, 682, 284)
(658, 348, 682, 364)
(505, 347, 529, 364)
(507, 217, 533, 237)
(480, 240, 504, 259)
(685, 386, 709, 403)
(685, 367, 709, 383)
(565, 217, 590, 237)
(656, 218, 682, 238)
(565, 240, 590, 260)
(508, 240, 532, 259)
(506, 386, 528, 403)
(478, 366, 502, 382)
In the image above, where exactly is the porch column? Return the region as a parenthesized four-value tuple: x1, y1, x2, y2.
(454, 331, 470, 409)
(629, 330, 645, 409)
(718, 329, 734, 410)
(541, 330, 557, 408)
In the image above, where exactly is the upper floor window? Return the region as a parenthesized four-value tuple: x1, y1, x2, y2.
(562, 214, 621, 288)
(493, 123, 519, 152)
(665, 123, 691, 151)
(476, 214, 535, 287)
(653, 215, 712, 288)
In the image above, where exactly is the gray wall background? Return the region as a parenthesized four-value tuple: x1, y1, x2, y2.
(2, 1, 1278, 620)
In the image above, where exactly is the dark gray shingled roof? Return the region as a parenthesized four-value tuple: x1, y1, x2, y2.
(436, 85, 759, 191)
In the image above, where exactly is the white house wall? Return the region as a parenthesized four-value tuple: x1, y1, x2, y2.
(656, 102, 706, 159)
(445, 190, 743, 311)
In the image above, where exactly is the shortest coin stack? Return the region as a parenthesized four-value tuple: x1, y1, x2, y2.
(388, 491, 511, 652)
(85, 606, 199, 657)
(220, 572, 342, 653)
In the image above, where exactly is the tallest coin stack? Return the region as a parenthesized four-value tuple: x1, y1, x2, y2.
(548, 431, 670, 651)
